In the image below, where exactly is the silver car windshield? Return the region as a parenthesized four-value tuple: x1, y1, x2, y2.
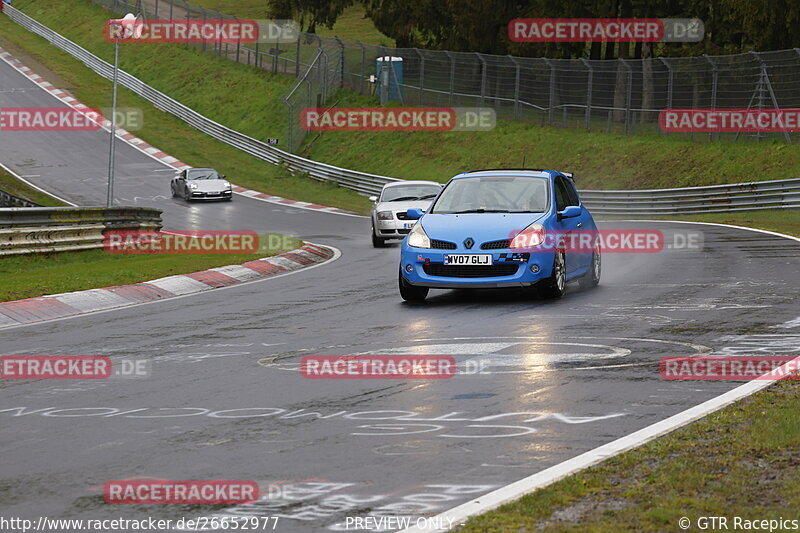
(188, 170, 220, 180)
(430, 176, 549, 214)
(381, 184, 441, 202)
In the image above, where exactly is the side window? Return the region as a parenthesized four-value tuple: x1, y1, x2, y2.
(554, 178, 569, 211)
(563, 177, 580, 206)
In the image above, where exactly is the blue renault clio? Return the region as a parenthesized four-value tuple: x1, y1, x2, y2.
(398, 169, 601, 302)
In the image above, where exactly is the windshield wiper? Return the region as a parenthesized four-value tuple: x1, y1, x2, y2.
(452, 209, 510, 214)
(416, 194, 438, 200)
(387, 196, 418, 202)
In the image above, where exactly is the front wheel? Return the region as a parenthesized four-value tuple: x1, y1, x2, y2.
(371, 227, 386, 248)
(579, 246, 601, 290)
(539, 251, 566, 299)
(399, 272, 428, 302)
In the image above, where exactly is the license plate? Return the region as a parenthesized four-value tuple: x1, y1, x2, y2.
(404, 222, 415, 229)
(444, 254, 492, 265)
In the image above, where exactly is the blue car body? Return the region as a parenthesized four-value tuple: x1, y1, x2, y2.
(399, 169, 598, 292)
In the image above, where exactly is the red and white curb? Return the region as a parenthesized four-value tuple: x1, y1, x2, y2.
(0, 243, 337, 330)
(0, 46, 360, 217)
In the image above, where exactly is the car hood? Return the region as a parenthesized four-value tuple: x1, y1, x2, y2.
(374, 199, 434, 212)
(191, 180, 230, 192)
(420, 212, 548, 243)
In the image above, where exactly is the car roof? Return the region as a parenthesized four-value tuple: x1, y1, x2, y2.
(382, 180, 442, 189)
(452, 169, 566, 180)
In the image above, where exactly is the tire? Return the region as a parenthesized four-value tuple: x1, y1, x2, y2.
(183, 189, 191, 202)
(170, 182, 177, 197)
(579, 246, 601, 290)
(399, 271, 428, 302)
(539, 251, 567, 299)
(371, 227, 386, 248)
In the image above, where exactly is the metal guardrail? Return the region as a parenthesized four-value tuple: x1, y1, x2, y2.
(4, 6, 799, 216)
(0, 206, 162, 255)
(0, 188, 40, 208)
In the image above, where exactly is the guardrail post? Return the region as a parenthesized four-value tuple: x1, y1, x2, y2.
(580, 58, 593, 130)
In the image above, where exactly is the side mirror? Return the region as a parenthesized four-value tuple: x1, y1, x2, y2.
(558, 205, 581, 219)
(368, 196, 378, 202)
(406, 208, 425, 220)
(219, 174, 227, 179)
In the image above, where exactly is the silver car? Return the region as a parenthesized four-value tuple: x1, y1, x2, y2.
(171, 168, 233, 202)
(369, 180, 442, 247)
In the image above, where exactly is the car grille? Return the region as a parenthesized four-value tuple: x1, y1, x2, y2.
(396, 212, 412, 220)
(480, 239, 510, 250)
(423, 264, 519, 278)
(430, 239, 457, 250)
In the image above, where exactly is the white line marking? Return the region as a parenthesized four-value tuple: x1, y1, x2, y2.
(401, 355, 800, 532)
(401, 220, 800, 532)
(0, 161, 76, 206)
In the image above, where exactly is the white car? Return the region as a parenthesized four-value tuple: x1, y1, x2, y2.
(171, 168, 233, 202)
(369, 181, 442, 247)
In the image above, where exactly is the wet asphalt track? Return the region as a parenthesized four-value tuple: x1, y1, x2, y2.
(1, 56, 800, 532)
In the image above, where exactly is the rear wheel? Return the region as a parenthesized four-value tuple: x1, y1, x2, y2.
(399, 272, 428, 302)
(539, 251, 566, 299)
(579, 246, 601, 290)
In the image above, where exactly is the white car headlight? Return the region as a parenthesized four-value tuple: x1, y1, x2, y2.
(223, 181, 232, 190)
(377, 211, 393, 221)
(407, 223, 430, 248)
(510, 223, 545, 249)
(188, 183, 198, 190)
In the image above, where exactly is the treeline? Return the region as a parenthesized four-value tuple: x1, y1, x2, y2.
(268, 0, 800, 57)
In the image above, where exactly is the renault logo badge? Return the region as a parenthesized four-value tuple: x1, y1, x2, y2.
(464, 238, 474, 249)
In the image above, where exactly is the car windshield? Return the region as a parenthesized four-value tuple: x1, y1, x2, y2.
(381, 184, 441, 202)
(188, 170, 220, 180)
(430, 176, 549, 214)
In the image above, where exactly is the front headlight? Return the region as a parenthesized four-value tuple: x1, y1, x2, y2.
(223, 181, 232, 190)
(188, 183, 198, 190)
(377, 211, 393, 221)
(407, 223, 430, 248)
(510, 223, 544, 249)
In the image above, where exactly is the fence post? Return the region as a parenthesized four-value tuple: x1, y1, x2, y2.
(356, 41, 366, 94)
(750, 51, 791, 143)
(446, 51, 455, 107)
(543, 58, 555, 123)
(621, 58, 632, 135)
(334, 37, 345, 89)
(477, 52, 487, 106)
(415, 48, 425, 105)
(704, 54, 718, 142)
(579, 58, 593, 130)
(321, 49, 329, 104)
(508, 55, 521, 121)
(658, 58, 673, 136)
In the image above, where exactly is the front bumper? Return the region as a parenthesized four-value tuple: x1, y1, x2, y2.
(375, 218, 416, 238)
(399, 247, 555, 288)
(190, 190, 233, 200)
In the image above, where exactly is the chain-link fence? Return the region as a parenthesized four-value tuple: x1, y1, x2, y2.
(95, 0, 800, 152)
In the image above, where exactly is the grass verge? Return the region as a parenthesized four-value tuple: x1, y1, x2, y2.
(0, 168, 68, 207)
(0, 233, 302, 302)
(6, 0, 800, 199)
(458, 380, 800, 533)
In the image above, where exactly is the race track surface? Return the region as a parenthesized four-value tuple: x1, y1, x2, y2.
(1, 55, 799, 532)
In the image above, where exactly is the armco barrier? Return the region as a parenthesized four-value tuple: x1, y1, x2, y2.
(0, 206, 162, 255)
(3, 6, 800, 215)
(0, 189, 40, 208)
